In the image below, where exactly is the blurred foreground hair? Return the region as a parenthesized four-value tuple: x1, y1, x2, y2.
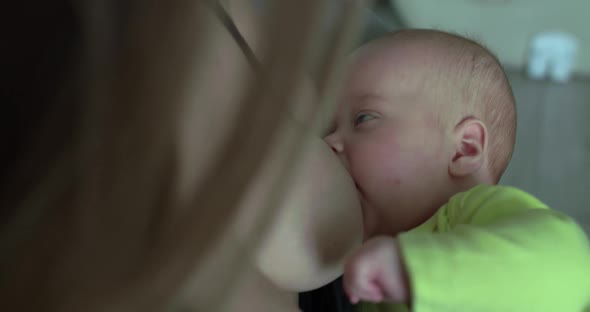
(0, 0, 365, 311)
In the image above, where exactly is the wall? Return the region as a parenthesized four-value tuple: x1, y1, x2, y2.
(392, 0, 590, 76)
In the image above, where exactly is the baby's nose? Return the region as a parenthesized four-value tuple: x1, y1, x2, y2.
(323, 133, 351, 171)
(323, 133, 344, 153)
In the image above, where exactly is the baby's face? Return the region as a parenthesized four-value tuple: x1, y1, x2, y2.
(325, 43, 452, 238)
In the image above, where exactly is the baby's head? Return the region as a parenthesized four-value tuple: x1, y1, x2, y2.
(325, 29, 516, 238)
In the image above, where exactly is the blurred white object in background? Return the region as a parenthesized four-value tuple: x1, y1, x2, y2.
(390, 0, 590, 76)
(527, 32, 578, 83)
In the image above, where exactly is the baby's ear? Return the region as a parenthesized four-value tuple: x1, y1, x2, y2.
(448, 117, 488, 178)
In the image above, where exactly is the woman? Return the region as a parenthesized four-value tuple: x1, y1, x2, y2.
(1, 1, 363, 311)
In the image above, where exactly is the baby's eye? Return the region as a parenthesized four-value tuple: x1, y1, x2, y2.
(354, 113, 376, 127)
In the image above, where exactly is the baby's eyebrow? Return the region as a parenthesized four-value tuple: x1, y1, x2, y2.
(350, 93, 390, 109)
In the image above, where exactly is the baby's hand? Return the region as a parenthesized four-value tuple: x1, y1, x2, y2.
(343, 236, 410, 304)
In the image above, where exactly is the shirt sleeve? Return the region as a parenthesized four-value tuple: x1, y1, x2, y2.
(398, 185, 590, 312)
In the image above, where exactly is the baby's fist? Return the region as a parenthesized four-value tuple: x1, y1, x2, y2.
(343, 236, 410, 304)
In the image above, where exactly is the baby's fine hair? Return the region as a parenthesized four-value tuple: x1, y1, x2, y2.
(392, 29, 517, 183)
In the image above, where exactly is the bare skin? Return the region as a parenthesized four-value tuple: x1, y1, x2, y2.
(176, 2, 363, 311)
(327, 32, 498, 305)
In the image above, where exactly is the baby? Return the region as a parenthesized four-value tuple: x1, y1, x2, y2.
(324, 30, 590, 312)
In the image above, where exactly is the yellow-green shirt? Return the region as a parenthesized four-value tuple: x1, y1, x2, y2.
(357, 185, 590, 312)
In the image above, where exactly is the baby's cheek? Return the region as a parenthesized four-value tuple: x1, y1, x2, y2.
(352, 143, 401, 185)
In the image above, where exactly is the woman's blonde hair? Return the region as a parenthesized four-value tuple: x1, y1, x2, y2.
(0, 1, 365, 311)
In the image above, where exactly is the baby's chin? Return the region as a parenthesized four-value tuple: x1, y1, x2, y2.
(353, 189, 376, 240)
(360, 212, 378, 242)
